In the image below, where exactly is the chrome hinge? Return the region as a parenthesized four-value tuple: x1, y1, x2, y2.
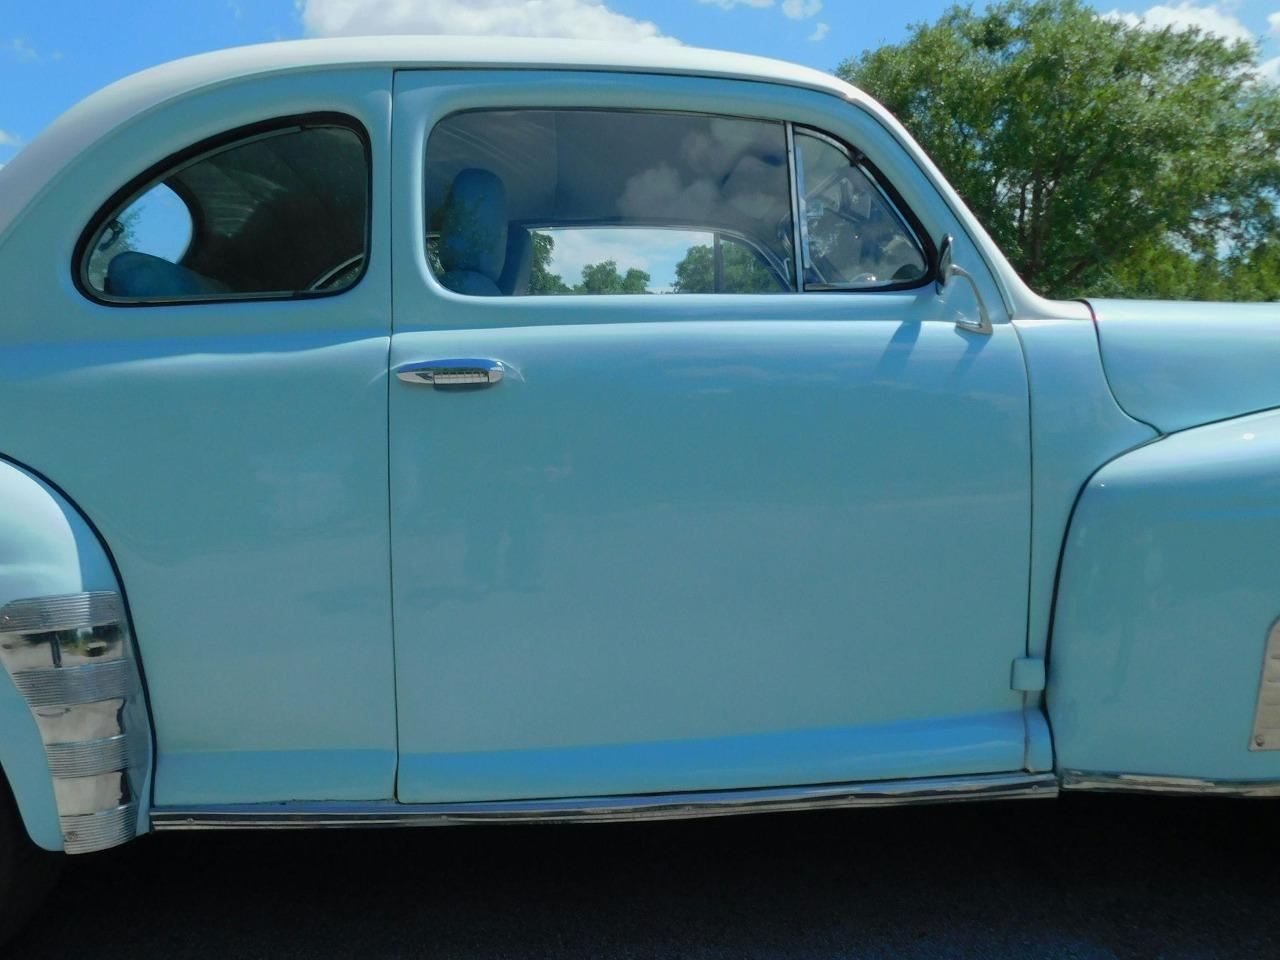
(1010, 657, 1046, 692)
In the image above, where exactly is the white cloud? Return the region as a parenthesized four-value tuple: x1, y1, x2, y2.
(298, 0, 675, 44)
(697, 0, 773, 8)
(1259, 54, 1280, 81)
(1269, 11, 1280, 35)
(781, 0, 821, 19)
(808, 21, 829, 41)
(1102, 3, 1255, 46)
(0, 130, 21, 147)
(6, 38, 39, 62)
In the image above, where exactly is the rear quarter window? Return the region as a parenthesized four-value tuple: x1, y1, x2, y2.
(78, 114, 370, 305)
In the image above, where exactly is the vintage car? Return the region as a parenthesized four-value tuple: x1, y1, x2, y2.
(1, 34, 1278, 940)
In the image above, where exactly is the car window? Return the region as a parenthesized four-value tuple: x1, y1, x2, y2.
(427, 225, 788, 295)
(81, 116, 369, 303)
(794, 130, 927, 290)
(422, 109, 795, 296)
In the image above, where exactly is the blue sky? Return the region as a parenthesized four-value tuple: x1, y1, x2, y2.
(3, 0, 1280, 169)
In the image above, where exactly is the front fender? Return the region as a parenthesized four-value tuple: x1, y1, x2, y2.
(1048, 407, 1280, 782)
(0, 459, 151, 852)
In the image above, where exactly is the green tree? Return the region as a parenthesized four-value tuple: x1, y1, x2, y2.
(528, 231, 572, 294)
(575, 259, 651, 294)
(838, 0, 1280, 299)
(672, 240, 783, 293)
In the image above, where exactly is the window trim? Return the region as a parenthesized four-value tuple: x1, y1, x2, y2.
(790, 124, 936, 294)
(72, 112, 373, 308)
(419, 106, 936, 301)
(423, 106, 800, 298)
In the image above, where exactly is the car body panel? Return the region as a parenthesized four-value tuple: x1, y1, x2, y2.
(1089, 298, 1280, 433)
(388, 69, 1039, 803)
(0, 68, 398, 806)
(1049, 406, 1280, 780)
(1011, 318, 1158, 662)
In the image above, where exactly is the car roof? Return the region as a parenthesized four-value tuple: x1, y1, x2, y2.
(0, 37, 872, 237)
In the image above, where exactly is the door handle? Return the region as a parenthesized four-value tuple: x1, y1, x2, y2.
(396, 359, 504, 387)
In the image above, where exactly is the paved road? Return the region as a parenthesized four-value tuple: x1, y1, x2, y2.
(9, 794, 1278, 959)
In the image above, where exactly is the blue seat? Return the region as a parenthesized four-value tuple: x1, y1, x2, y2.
(438, 169, 509, 297)
(105, 251, 230, 299)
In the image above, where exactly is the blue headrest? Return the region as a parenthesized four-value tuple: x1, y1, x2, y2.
(105, 251, 230, 298)
(439, 169, 508, 289)
(499, 227, 534, 296)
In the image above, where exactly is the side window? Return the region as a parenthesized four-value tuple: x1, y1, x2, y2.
(80, 116, 369, 303)
(423, 110, 794, 296)
(794, 130, 928, 290)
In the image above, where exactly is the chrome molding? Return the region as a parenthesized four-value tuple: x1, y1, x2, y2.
(0, 592, 147, 853)
(12, 659, 135, 706)
(61, 802, 139, 855)
(152, 772, 1058, 831)
(1251, 618, 1280, 750)
(1061, 771, 1280, 797)
(44, 734, 131, 779)
(0, 592, 122, 634)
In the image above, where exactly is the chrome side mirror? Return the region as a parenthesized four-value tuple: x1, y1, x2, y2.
(936, 234, 992, 335)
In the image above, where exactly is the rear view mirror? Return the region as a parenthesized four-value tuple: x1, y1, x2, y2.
(936, 234, 992, 335)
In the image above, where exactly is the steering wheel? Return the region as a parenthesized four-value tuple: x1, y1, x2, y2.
(308, 255, 365, 291)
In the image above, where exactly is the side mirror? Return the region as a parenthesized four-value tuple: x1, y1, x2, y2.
(936, 234, 992, 335)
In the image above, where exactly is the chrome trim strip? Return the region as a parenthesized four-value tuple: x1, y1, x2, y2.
(152, 772, 1058, 830)
(0, 592, 122, 634)
(61, 803, 138, 855)
(45, 734, 130, 779)
(1061, 770, 1280, 797)
(11, 659, 135, 706)
(1250, 617, 1280, 750)
(784, 121, 804, 291)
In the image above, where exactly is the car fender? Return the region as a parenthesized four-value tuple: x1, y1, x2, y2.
(0, 458, 151, 852)
(1048, 406, 1280, 784)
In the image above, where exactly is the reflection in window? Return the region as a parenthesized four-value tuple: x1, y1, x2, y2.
(795, 131, 927, 289)
(83, 120, 368, 302)
(423, 109, 795, 296)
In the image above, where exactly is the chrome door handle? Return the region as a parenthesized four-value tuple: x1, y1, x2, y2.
(396, 359, 504, 387)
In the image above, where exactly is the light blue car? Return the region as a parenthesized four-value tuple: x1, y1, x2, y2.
(1, 35, 1278, 941)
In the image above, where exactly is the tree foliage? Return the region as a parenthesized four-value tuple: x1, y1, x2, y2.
(577, 259, 651, 294)
(672, 241, 782, 293)
(528, 233, 652, 294)
(838, 0, 1280, 299)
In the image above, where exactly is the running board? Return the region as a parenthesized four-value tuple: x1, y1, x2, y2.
(151, 771, 1058, 830)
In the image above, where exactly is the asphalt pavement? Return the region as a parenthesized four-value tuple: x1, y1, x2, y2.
(8, 793, 1277, 959)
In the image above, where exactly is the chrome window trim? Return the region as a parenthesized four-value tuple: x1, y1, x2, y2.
(785, 121, 805, 292)
(152, 772, 1058, 830)
(424, 106, 799, 297)
(791, 125, 931, 293)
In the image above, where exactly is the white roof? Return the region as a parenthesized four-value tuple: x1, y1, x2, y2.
(0, 37, 869, 235)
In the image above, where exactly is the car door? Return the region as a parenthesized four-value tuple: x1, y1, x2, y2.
(389, 70, 1034, 803)
(0, 69, 397, 805)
